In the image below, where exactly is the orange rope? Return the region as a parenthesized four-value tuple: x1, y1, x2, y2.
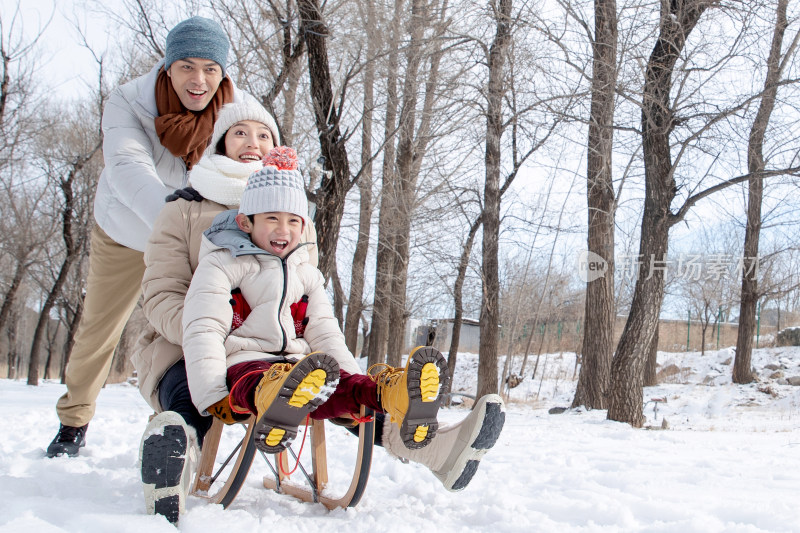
(227, 369, 268, 414)
(350, 412, 374, 424)
(278, 415, 311, 476)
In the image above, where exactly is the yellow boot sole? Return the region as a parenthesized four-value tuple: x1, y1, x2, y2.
(399, 346, 450, 449)
(420, 362, 441, 402)
(288, 369, 329, 407)
(254, 354, 340, 454)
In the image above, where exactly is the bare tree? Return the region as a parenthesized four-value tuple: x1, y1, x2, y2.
(0, 185, 51, 342)
(366, 0, 402, 367)
(26, 100, 102, 385)
(210, 0, 308, 137)
(572, 0, 618, 410)
(5, 304, 20, 379)
(607, 0, 800, 425)
(675, 231, 742, 356)
(344, 0, 379, 355)
(609, 0, 717, 426)
(383, 0, 455, 365)
(442, 211, 481, 401)
(367, 0, 455, 365)
(478, 0, 513, 397)
(0, 2, 53, 368)
(733, 0, 797, 383)
(297, 0, 355, 281)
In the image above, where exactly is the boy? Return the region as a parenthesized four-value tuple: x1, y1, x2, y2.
(181, 147, 449, 454)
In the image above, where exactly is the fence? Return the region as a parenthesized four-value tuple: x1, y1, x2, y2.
(433, 316, 779, 356)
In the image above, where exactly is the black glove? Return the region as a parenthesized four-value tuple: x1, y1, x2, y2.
(165, 187, 204, 203)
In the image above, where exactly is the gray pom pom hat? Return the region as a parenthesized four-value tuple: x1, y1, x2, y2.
(238, 147, 309, 226)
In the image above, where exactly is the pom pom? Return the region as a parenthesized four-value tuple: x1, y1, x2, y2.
(262, 146, 298, 170)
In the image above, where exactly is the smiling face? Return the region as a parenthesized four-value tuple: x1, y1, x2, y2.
(236, 212, 304, 258)
(223, 121, 275, 163)
(166, 58, 223, 111)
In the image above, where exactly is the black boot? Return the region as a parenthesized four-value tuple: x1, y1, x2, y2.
(46, 423, 88, 458)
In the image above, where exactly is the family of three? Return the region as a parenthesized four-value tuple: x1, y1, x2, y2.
(45, 15, 506, 525)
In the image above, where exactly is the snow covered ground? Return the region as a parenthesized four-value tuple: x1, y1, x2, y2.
(2, 346, 800, 532)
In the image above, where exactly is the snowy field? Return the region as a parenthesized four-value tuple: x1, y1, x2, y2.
(2, 346, 800, 533)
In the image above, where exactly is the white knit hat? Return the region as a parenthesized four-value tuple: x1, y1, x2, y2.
(208, 100, 281, 155)
(238, 147, 309, 225)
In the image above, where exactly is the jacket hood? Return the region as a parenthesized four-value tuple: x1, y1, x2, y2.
(203, 209, 264, 257)
(202, 209, 312, 262)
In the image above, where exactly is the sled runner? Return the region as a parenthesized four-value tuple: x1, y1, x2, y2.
(191, 407, 375, 510)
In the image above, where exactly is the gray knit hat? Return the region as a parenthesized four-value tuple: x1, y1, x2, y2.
(165, 16, 229, 76)
(209, 100, 281, 155)
(239, 147, 309, 225)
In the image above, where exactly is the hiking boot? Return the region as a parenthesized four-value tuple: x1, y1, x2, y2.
(139, 411, 199, 524)
(384, 394, 506, 491)
(253, 353, 340, 454)
(370, 346, 449, 449)
(46, 423, 88, 458)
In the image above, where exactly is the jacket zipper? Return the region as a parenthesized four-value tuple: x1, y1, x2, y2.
(278, 257, 289, 352)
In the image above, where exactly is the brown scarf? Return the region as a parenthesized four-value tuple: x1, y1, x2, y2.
(154, 68, 234, 170)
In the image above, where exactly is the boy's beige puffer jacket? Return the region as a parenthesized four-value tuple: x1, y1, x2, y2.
(181, 211, 361, 414)
(132, 201, 320, 411)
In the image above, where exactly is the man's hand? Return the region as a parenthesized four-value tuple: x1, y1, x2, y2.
(165, 187, 204, 202)
(208, 396, 250, 424)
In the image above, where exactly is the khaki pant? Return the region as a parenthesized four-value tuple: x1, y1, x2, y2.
(56, 225, 145, 427)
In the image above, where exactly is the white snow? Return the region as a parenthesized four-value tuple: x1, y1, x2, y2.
(2, 346, 800, 532)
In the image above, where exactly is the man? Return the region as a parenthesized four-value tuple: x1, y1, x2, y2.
(46, 16, 251, 458)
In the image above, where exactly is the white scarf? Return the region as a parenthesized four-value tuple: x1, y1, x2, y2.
(188, 153, 263, 207)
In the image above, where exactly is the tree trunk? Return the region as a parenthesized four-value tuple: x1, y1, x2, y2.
(28, 254, 76, 385)
(643, 323, 659, 386)
(369, 192, 397, 365)
(734, 0, 788, 384)
(386, 0, 445, 364)
(572, 0, 617, 410)
(386, 232, 410, 367)
(478, 0, 513, 398)
(28, 167, 84, 385)
(111, 321, 131, 382)
(43, 317, 58, 380)
(700, 323, 708, 356)
(275, 40, 304, 145)
(330, 267, 345, 328)
(385, 33, 423, 363)
(443, 216, 481, 403)
(62, 294, 85, 383)
(343, 0, 377, 356)
(608, 0, 711, 426)
(6, 305, 18, 379)
(298, 0, 353, 280)
(367, 0, 403, 367)
(0, 258, 26, 335)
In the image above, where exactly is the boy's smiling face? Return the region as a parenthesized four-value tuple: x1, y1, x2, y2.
(236, 212, 303, 258)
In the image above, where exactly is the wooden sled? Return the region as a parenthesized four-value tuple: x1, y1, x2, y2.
(191, 407, 375, 510)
